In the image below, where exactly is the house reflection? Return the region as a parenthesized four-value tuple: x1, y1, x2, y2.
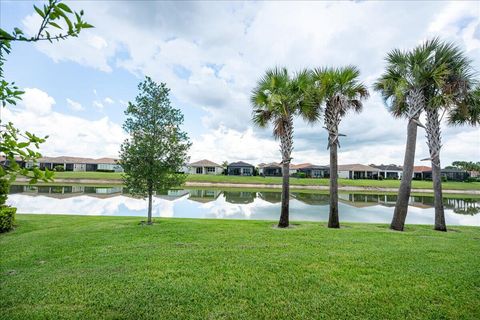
(223, 191, 256, 204)
(291, 192, 329, 205)
(187, 189, 222, 203)
(257, 191, 282, 203)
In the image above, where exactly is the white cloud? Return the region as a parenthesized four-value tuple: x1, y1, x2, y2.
(20, 88, 55, 115)
(104, 97, 114, 104)
(4, 88, 126, 158)
(66, 98, 84, 111)
(93, 100, 104, 109)
(18, 1, 480, 165)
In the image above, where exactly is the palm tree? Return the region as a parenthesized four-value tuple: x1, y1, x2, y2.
(421, 40, 478, 231)
(311, 66, 369, 228)
(374, 47, 430, 231)
(251, 67, 318, 228)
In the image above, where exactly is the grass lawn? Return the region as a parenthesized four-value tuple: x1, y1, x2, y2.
(187, 174, 480, 190)
(49, 172, 480, 191)
(1, 215, 479, 319)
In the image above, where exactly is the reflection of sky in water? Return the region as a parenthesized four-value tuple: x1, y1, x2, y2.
(7, 187, 480, 226)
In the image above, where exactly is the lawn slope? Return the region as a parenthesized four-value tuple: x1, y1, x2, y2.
(1, 215, 479, 319)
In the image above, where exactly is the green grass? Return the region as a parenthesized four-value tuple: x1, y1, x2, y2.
(186, 174, 480, 190)
(53, 171, 124, 179)
(1, 215, 479, 319)
(49, 172, 480, 191)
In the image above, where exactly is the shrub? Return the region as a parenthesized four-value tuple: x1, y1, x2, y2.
(297, 172, 307, 179)
(54, 165, 65, 172)
(441, 176, 447, 182)
(96, 169, 115, 173)
(378, 175, 384, 180)
(0, 179, 10, 206)
(0, 206, 16, 233)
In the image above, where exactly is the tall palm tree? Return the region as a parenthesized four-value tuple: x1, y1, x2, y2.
(374, 47, 431, 231)
(421, 40, 478, 231)
(251, 67, 319, 228)
(311, 66, 369, 228)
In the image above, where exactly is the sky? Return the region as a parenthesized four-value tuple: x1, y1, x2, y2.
(1, 0, 479, 166)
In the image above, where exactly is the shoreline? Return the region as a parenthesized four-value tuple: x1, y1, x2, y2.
(14, 178, 480, 195)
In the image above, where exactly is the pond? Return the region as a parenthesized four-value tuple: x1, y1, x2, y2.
(7, 185, 480, 226)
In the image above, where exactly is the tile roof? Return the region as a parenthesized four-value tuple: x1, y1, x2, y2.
(413, 166, 432, 172)
(338, 164, 380, 172)
(371, 164, 403, 171)
(188, 159, 221, 167)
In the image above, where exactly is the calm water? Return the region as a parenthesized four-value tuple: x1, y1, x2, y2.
(7, 185, 480, 226)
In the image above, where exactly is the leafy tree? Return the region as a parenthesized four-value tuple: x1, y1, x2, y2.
(120, 77, 191, 224)
(0, 0, 92, 192)
(311, 66, 369, 228)
(451, 161, 480, 172)
(251, 67, 318, 228)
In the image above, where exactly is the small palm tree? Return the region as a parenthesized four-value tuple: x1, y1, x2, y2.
(251, 67, 318, 228)
(421, 40, 478, 231)
(311, 66, 369, 228)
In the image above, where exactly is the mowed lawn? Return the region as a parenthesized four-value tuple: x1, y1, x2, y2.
(1, 215, 479, 319)
(51, 172, 480, 190)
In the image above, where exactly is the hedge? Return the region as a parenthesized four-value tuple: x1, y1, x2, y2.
(0, 206, 16, 233)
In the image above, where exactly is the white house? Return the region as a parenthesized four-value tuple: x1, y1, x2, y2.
(338, 164, 380, 179)
(371, 164, 403, 179)
(187, 159, 223, 175)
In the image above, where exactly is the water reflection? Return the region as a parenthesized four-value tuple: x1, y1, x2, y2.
(8, 185, 480, 226)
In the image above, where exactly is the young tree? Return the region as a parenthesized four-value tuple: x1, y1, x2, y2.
(0, 0, 92, 189)
(120, 77, 191, 224)
(251, 67, 318, 228)
(311, 66, 369, 228)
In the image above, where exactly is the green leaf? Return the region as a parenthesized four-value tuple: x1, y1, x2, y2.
(57, 3, 73, 13)
(34, 5, 45, 18)
(81, 23, 94, 29)
(49, 22, 62, 29)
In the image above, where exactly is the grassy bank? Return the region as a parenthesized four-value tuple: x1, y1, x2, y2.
(1, 215, 479, 319)
(48, 172, 480, 191)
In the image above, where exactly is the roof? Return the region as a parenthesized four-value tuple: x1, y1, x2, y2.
(338, 164, 380, 172)
(227, 161, 255, 168)
(371, 164, 403, 171)
(188, 159, 221, 167)
(413, 166, 432, 172)
(258, 162, 281, 168)
(37, 156, 119, 164)
(441, 167, 468, 173)
(295, 163, 329, 170)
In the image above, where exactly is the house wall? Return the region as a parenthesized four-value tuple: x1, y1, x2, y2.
(338, 170, 350, 179)
(73, 163, 86, 172)
(98, 163, 124, 172)
(188, 166, 222, 175)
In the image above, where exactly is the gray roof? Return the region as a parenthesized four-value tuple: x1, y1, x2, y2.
(371, 164, 403, 171)
(227, 161, 254, 168)
(338, 164, 380, 172)
(188, 159, 221, 167)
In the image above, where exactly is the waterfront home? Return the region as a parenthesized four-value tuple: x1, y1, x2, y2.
(258, 162, 282, 176)
(226, 161, 255, 176)
(187, 159, 223, 175)
(440, 168, 470, 181)
(338, 164, 380, 179)
(1, 156, 124, 172)
(371, 164, 403, 179)
(413, 166, 432, 180)
(293, 163, 330, 178)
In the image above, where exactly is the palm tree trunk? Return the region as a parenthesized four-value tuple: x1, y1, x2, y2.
(147, 187, 153, 225)
(390, 117, 418, 231)
(328, 137, 339, 228)
(278, 116, 293, 228)
(425, 108, 446, 231)
(278, 161, 290, 228)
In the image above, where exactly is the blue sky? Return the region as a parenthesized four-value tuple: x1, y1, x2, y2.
(1, 1, 479, 166)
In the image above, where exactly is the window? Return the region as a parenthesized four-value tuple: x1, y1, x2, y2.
(206, 167, 216, 173)
(196, 167, 203, 174)
(242, 168, 252, 175)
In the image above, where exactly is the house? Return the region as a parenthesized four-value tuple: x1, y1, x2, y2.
(371, 164, 403, 179)
(441, 168, 470, 181)
(2, 156, 124, 172)
(258, 162, 282, 176)
(293, 163, 330, 178)
(413, 166, 432, 180)
(338, 164, 380, 179)
(187, 159, 223, 175)
(226, 161, 255, 176)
